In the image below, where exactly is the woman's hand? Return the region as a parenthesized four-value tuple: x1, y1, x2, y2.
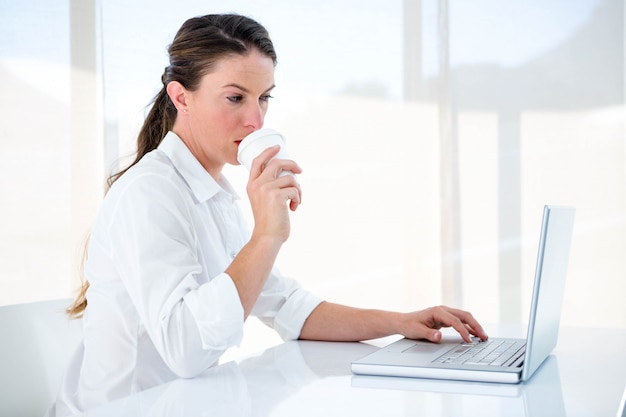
(399, 306, 489, 343)
(246, 145, 303, 243)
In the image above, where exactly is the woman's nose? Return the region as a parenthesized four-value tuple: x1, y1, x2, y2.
(244, 102, 264, 129)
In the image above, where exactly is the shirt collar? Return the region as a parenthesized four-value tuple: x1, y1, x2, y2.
(158, 131, 240, 203)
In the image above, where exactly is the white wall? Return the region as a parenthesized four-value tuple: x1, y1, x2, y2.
(1, 1, 624, 361)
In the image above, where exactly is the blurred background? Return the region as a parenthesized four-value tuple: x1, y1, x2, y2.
(1, 0, 624, 359)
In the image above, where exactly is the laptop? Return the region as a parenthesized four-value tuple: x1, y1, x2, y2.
(351, 205, 575, 384)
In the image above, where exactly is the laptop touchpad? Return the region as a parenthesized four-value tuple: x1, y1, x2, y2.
(403, 342, 446, 354)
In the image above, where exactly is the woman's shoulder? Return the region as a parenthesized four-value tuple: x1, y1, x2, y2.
(103, 150, 192, 213)
(113, 150, 183, 192)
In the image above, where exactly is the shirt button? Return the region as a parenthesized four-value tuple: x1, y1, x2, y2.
(230, 252, 237, 259)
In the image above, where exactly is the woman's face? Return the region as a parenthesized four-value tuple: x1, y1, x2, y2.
(173, 49, 275, 179)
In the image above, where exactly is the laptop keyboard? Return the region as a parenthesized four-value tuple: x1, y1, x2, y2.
(432, 338, 526, 367)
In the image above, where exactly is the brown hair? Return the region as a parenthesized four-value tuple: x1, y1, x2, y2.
(67, 14, 277, 318)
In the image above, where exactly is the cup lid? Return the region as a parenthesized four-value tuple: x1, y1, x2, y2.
(237, 128, 285, 164)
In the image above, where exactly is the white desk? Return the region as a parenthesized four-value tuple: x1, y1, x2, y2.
(88, 326, 626, 417)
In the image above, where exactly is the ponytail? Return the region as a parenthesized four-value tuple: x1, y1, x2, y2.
(66, 236, 90, 318)
(66, 281, 89, 318)
(67, 88, 175, 319)
(107, 87, 176, 188)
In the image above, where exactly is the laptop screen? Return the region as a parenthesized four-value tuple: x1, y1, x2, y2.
(522, 206, 575, 381)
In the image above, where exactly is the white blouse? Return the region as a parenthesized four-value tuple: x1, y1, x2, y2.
(54, 132, 323, 414)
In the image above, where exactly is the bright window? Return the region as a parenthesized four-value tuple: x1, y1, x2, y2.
(1, 1, 624, 352)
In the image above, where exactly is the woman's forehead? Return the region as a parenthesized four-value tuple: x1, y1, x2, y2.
(201, 51, 275, 91)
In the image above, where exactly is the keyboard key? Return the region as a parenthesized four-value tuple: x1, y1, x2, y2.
(432, 340, 526, 367)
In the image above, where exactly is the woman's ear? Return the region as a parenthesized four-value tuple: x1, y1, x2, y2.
(166, 81, 188, 112)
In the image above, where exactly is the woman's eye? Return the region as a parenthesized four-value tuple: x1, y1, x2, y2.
(260, 95, 274, 102)
(227, 96, 243, 103)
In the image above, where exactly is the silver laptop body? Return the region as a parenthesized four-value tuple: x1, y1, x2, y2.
(351, 205, 575, 384)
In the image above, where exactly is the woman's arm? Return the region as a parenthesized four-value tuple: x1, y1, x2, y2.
(228, 146, 303, 318)
(298, 302, 488, 343)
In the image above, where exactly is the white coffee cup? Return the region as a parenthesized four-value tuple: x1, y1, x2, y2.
(237, 128, 295, 178)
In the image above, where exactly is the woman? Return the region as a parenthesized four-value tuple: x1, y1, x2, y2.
(56, 13, 487, 414)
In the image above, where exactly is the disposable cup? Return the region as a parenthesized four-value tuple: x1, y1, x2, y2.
(237, 128, 295, 178)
